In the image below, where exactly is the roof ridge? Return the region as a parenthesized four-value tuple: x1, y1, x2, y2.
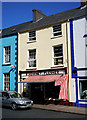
(44, 6, 80, 18)
(2, 20, 33, 30)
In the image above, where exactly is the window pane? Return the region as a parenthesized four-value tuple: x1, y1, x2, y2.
(53, 24, 62, 36)
(53, 24, 61, 32)
(29, 60, 36, 67)
(54, 58, 63, 65)
(4, 73, 10, 91)
(54, 45, 63, 57)
(29, 31, 36, 41)
(53, 45, 63, 65)
(79, 80, 87, 99)
(29, 49, 36, 67)
(4, 46, 10, 63)
(53, 32, 62, 36)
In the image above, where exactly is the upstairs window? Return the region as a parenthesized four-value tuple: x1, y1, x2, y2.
(53, 24, 62, 37)
(53, 45, 63, 65)
(4, 46, 10, 64)
(28, 49, 36, 67)
(29, 31, 36, 41)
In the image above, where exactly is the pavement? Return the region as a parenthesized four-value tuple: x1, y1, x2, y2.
(33, 104, 87, 115)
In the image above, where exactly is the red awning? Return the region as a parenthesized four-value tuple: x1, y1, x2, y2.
(21, 75, 61, 83)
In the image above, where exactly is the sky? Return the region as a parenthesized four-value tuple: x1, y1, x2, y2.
(2, 2, 81, 29)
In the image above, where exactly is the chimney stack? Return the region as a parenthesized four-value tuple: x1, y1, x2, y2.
(32, 9, 46, 22)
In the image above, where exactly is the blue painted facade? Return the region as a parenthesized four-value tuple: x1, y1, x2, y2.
(0, 34, 18, 91)
(70, 20, 87, 107)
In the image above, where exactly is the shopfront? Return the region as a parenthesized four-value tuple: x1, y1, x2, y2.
(72, 68, 87, 107)
(19, 68, 69, 104)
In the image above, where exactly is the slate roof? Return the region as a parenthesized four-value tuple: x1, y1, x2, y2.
(1, 5, 87, 37)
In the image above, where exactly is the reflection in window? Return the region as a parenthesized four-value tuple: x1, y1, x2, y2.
(4, 73, 10, 91)
(4, 46, 10, 63)
(53, 45, 63, 65)
(53, 24, 62, 37)
(79, 80, 87, 99)
(28, 49, 36, 67)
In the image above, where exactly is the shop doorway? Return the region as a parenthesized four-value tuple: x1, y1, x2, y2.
(30, 82, 60, 104)
(31, 83, 44, 103)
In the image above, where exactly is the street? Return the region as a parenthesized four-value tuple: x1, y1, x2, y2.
(1, 107, 87, 119)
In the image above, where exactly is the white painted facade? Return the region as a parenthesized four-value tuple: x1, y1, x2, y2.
(73, 17, 87, 104)
(73, 18, 86, 69)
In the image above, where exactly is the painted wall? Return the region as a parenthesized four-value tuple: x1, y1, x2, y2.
(73, 18, 86, 70)
(72, 18, 86, 106)
(18, 22, 68, 71)
(85, 19, 87, 69)
(18, 22, 70, 95)
(0, 35, 18, 91)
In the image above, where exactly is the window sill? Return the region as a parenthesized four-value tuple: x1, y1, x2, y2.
(2, 63, 11, 66)
(79, 99, 87, 102)
(26, 67, 37, 70)
(51, 65, 64, 68)
(27, 40, 36, 43)
(51, 35, 62, 39)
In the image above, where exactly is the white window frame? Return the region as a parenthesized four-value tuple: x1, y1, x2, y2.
(52, 24, 62, 37)
(28, 30, 36, 42)
(4, 46, 10, 64)
(28, 49, 36, 68)
(52, 44, 63, 66)
(3, 73, 10, 91)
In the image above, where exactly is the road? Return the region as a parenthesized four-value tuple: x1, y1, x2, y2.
(1, 107, 87, 119)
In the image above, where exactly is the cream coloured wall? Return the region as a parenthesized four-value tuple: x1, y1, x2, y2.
(18, 22, 68, 72)
(18, 22, 72, 95)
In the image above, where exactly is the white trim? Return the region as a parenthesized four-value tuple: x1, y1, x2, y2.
(3, 48, 5, 64)
(3, 74, 4, 91)
(27, 40, 36, 43)
(52, 46, 54, 66)
(3, 46, 11, 64)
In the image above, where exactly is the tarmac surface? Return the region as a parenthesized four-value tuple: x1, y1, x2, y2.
(33, 104, 87, 115)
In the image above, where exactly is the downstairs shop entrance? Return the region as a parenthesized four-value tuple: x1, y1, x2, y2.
(30, 82, 60, 104)
(19, 68, 68, 104)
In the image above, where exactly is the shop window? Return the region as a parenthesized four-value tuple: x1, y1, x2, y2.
(28, 49, 36, 67)
(29, 31, 36, 41)
(3, 73, 10, 91)
(79, 80, 87, 99)
(4, 46, 10, 64)
(53, 45, 63, 65)
(52, 24, 62, 37)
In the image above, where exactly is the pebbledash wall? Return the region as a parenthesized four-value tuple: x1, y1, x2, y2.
(0, 34, 18, 91)
(70, 17, 87, 107)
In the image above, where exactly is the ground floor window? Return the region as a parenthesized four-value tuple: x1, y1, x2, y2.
(79, 80, 87, 99)
(3, 73, 10, 91)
